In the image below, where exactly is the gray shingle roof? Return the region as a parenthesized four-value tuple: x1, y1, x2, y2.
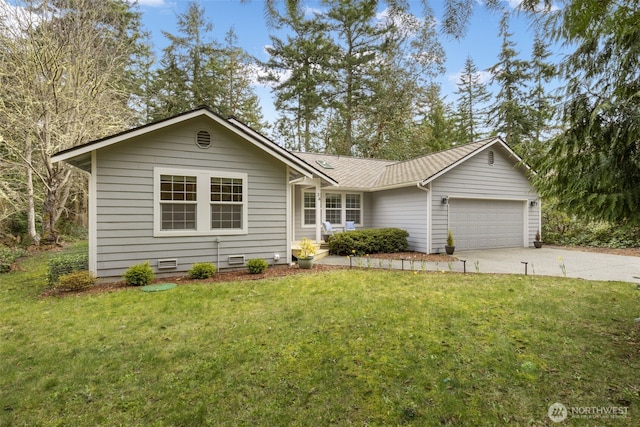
(294, 137, 502, 190)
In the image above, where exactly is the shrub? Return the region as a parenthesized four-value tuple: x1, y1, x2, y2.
(329, 228, 409, 256)
(298, 237, 316, 258)
(542, 202, 640, 248)
(247, 258, 269, 274)
(123, 261, 154, 286)
(188, 262, 217, 279)
(47, 253, 89, 285)
(447, 229, 454, 247)
(52, 270, 96, 291)
(0, 247, 27, 273)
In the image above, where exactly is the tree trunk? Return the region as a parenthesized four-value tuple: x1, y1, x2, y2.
(25, 136, 40, 245)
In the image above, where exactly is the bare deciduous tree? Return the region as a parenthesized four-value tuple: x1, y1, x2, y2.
(0, 0, 143, 243)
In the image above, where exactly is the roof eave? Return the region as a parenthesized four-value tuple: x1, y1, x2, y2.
(51, 107, 338, 185)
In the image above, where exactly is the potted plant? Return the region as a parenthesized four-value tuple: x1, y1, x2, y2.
(297, 237, 316, 269)
(445, 229, 455, 255)
(534, 230, 543, 248)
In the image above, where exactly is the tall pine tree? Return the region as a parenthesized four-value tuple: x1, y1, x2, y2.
(486, 12, 533, 157)
(454, 56, 490, 144)
(262, 4, 336, 151)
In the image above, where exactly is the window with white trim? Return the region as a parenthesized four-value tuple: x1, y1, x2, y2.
(303, 191, 316, 226)
(325, 193, 342, 224)
(154, 168, 247, 236)
(324, 192, 362, 226)
(345, 193, 361, 223)
(160, 175, 197, 230)
(210, 177, 244, 229)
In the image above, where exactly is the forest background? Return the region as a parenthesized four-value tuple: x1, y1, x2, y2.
(1, 0, 638, 249)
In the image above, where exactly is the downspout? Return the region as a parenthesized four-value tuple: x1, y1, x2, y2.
(416, 182, 430, 254)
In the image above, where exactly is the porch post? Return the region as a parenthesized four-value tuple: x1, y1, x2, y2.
(315, 179, 322, 242)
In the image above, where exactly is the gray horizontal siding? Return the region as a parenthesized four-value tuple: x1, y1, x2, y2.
(430, 145, 539, 251)
(94, 116, 290, 278)
(370, 186, 428, 252)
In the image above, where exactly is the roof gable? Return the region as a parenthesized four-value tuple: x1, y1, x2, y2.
(295, 137, 527, 190)
(51, 106, 337, 185)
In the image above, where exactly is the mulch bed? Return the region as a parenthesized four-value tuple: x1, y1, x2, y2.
(38, 246, 640, 298)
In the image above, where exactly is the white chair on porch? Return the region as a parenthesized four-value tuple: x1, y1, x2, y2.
(322, 221, 335, 242)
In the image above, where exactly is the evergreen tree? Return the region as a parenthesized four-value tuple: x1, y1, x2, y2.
(525, 34, 558, 168)
(262, 4, 336, 151)
(486, 12, 533, 157)
(357, 8, 446, 159)
(454, 56, 491, 144)
(535, 0, 640, 224)
(323, 0, 391, 155)
(148, 2, 221, 120)
(218, 28, 267, 131)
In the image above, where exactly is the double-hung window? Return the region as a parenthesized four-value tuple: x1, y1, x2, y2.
(302, 191, 316, 226)
(210, 177, 243, 229)
(345, 193, 361, 224)
(325, 193, 342, 224)
(154, 168, 247, 236)
(324, 192, 362, 226)
(160, 175, 198, 230)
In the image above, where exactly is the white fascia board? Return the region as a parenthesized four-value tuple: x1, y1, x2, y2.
(51, 110, 213, 164)
(420, 137, 531, 186)
(51, 109, 338, 186)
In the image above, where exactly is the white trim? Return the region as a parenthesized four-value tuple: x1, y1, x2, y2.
(322, 191, 364, 227)
(421, 137, 528, 186)
(51, 108, 337, 186)
(427, 182, 433, 253)
(523, 199, 529, 247)
(153, 167, 248, 237)
(444, 194, 530, 202)
(89, 151, 98, 274)
(301, 190, 317, 229)
(286, 166, 292, 264)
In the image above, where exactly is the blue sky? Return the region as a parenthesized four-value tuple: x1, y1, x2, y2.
(136, 0, 560, 123)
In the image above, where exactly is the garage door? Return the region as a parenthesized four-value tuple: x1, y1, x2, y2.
(449, 199, 524, 250)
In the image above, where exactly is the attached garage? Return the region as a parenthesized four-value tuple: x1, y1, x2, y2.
(449, 198, 525, 250)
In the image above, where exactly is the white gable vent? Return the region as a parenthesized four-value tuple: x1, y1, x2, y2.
(196, 130, 211, 149)
(488, 150, 495, 165)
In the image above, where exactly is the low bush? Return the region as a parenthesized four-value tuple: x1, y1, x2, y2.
(543, 202, 640, 248)
(0, 247, 27, 273)
(247, 258, 269, 274)
(47, 253, 89, 285)
(188, 262, 217, 279)
(123, 261, 154, 286)
(329, 228, 409, 256)
(52, 270, 96, 291)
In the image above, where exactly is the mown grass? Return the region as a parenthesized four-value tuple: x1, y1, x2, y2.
(1, 244, 639, 426)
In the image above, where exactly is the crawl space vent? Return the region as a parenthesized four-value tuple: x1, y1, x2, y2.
(228, 255, 245, 265)
(157, 259, 178, 269)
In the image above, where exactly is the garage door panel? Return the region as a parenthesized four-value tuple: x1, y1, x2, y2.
(450, 199, 524, 250)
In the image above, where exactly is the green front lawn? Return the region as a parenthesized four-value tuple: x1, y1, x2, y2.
(1, 244, 638, 426)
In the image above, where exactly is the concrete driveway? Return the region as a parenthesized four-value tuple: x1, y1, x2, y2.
(317, 247, 640, 283)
